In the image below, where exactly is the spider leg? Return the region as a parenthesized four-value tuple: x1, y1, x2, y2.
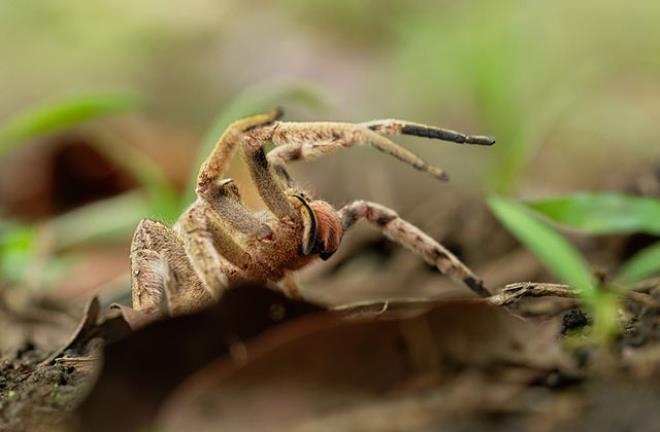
(197, 108, 295, 220)
(338, 200, 490, 297)
(130, 219, 211, 316)
(197, 178, 273, 239)
(196, 109, 284, 188)
(265, 120, 493, 182)
(278, 272, 303, 299)
(176, 201, 251, 298)
(360, 119, 495, 146)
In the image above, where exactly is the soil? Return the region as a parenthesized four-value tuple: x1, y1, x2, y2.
(0, 348, 91, 432)
(1, 276, 658, 432)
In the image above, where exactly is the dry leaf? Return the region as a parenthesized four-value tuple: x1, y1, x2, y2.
(157, 300, 566, 432)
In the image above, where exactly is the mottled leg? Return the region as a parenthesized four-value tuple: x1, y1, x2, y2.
(197, 178, 273, 239)
(130, 219, 211, 316)
(241, 134, 296, 220)
(338, 200, 490, 297)
(193, 108, 295, 221)
(360, 118, 495, 146)
(265, 120, 493, 183)
(196, 109, 284, 190)
(265, 121, 450, 180)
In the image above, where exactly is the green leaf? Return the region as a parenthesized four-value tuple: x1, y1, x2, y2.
(0, 221, 72, 288)
(527, 193, 660, 235)
(0, 222, 36, 283)
(488, 196, 597, 299)
(617, 241, 660, 283)
(1, 192, 150, 287)
(181, 81, 325, 206)
(0, 92, 141, 157)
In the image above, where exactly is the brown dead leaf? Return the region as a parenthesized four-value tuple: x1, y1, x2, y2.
(156, 300, 566, 432)
(40, 297, 100, 365)
(78, 283, 325, 432)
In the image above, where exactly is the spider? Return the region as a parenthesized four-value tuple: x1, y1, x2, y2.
(130, 108, 495, 317)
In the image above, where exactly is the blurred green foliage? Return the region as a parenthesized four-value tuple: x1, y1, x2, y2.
(529, 193, 660, 236)
(489, 196, 597, 296)
(489, 196, 617, 342)
(619, 242, 660, 284)
(0, 221, 73, 288)
(0, 221, 37, 285)
(389, 1, 660, 192)
(490, 192, 660, 342)
(0, 93, 140, 157)
(529, 193, 660, 283)
(2, 0, 659, 193)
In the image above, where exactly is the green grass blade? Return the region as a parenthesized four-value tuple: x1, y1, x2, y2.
(617, 242, 660, 283)
(0, 92, 141, 157)
(48, 191, 150, 250)
(181, 81, 325, 206)
(0, 222, 36, 284)
(527, 193, 660, 235)
(488, 196, 597, 299)
(1, 192, 150, 287)
(88, 130, 179, 222)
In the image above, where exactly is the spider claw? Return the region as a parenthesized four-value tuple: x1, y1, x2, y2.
(465, 135, 496, 146)
(273, 106, 285, 121)
(425, 165, 449, 181)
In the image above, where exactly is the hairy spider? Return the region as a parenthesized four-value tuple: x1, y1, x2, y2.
(130, 109, 495, 316)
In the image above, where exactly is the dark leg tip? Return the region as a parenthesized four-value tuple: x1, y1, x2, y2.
(463, 276, 490, 297)
(466, 135, 496, 146)
(273, 106, 285, 121)
(401, 124, 465, 143)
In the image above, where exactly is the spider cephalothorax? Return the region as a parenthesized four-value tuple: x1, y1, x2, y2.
(129, 109, 494, 318)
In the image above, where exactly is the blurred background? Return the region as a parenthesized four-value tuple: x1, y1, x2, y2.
(1, 0, 659, 305)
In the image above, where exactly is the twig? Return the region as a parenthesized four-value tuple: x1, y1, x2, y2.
(630, 276, 660, 294)
(332, 279, 660, 317)
(487, 282, 575, 307)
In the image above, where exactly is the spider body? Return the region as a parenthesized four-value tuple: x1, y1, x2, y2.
(130, 109, 494, 317)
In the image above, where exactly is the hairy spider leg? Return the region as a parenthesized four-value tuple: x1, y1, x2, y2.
(264, 118, 493, 184)
(130, 219, 212, 315)
(339, 200, 491, 297)
(194, 107, 295, 221)
(175, 201, 250, 299)
(177, 109, 295, 299)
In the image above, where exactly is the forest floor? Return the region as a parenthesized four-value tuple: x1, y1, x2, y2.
(1, 247, 659, 432)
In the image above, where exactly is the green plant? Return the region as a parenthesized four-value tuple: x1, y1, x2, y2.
(489, 192, 660, 343)
(489, 196, 616, 342)
(528, 193, 660, 283)
(0, 93, 140, 156)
